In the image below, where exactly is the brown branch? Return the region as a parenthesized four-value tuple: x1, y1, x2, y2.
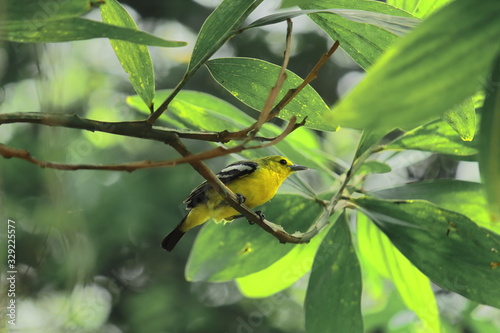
(0, 116, 305, 172)
(269, 41, 340, 120)
(0, 112, 235, 143)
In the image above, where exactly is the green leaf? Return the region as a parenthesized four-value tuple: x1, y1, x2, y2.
(353, 128, 390, 160)
(206, 57, 337, 132)
(1, 17, 187, 47)
(385, 119, 477, 156)
(236, 213, 339, 298)
(353, 196, 500, 308)
(387, 0, 453, 18)
(299, 0, 417, 70)
(330, 0, 500, 130)
(479, 55, 500, 223)
(100, 0, 154, 110)
(357, 213, 440, 332)
(4, 0, 95, 21)
(244, 9, 420, 36)
(185, 194, 324, 282)
(305, 213, 363, 333)
(371, 179, 499, 234)
(128, 89, 255, 131)
(443, 98, 476, 141)
(128, 90, 336, 177)
(356, 160, 391, 175)
(187, 0, 263, 74)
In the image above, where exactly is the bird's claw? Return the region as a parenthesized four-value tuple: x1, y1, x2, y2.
(236, 193, 246, 205)
(248, 211, 265, 225)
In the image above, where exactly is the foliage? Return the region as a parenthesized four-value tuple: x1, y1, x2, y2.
(1, 0, 500, 332)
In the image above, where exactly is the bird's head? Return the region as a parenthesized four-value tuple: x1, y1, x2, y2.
(258, 155, 308, 179)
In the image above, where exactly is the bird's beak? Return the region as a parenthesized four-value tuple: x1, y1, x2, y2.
(289, 164, 308, 171)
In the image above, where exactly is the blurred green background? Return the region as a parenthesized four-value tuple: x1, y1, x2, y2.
(1, 0, 498, 332)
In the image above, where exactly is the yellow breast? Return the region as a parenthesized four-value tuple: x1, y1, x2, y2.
(207, 167, 283, 221)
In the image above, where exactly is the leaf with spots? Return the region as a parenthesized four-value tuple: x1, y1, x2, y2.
(206, 57, 337, 132)
(353, 196, 500, 308)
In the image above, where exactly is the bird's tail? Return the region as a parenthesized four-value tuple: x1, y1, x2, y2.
(161, 216, 187, 252)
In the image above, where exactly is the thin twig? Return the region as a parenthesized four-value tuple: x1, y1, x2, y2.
(251, 19, 294, 137)
(269, 41, 340, 120)
(147, 73, 190, 125)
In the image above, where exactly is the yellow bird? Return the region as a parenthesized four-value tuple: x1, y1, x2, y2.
(161, 155, 308, 251)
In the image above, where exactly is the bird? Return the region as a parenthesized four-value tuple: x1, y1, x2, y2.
(161, 155, 308, 251)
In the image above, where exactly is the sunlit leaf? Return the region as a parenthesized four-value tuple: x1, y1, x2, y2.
(370, 179, 497, 232)
(442, 98, 476, 141)
(243, 9, 420, 36)
(100, 0, 155, 110)
(128, 89, 254, 131)
(236, 216, 336, 298)
(353, 196, 500, 308)
(187, 0, 263, 74)
(1, 18, 188, 46)
(384, 119, 477, 156)
(357, 213, 440, 332)
(305, 213, 363, 333)
(206, 57, 338, 132)
(186, 194, 324, 282)
(387, 0, 453, 18)
(299, 0, 417, 69)
(478, 55, 500, 223)
(330, 0, 500, 130)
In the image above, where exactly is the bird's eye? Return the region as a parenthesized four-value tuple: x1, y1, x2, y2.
(279, 159, 288, 165)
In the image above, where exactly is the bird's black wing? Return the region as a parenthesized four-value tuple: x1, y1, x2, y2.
(183, 160, 258, 209)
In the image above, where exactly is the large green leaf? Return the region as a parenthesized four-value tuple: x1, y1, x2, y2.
(187, 0, 262, 74)
(299, 0, 416, 70)
(384, 119, 477, 156)
(185, 194, 324, 282)
(1, 17, 188, 46)
(206, 57, 337, 132)
(353, 196, 500, 308)
(305, 213, 363, 333)
(478, 56, 500, 223)
(330, 0, 500, 130)
(4, 0, 94, 21)
(357, 213, 440, 332)
(236, 214, 338, 298)
(370, 179, 497, 232)
(100, 0, 154, 110)
(387, 0, 453, 18)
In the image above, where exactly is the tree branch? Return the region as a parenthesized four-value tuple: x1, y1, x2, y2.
(0, 112, 236, 143)
(0, 116, 305, 172)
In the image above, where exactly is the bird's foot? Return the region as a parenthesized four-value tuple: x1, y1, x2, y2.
(248, 211, 265, 225)
(236, 193, 246, 205)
